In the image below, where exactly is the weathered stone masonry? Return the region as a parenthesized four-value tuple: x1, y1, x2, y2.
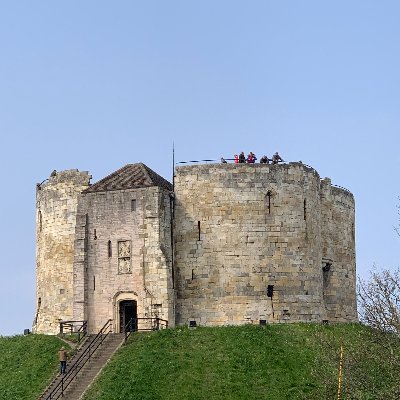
(34, 162, 357, 334)
(73, 185, 174, 333)
(35, 170, 91, 334)
(173, 162, 357, 326)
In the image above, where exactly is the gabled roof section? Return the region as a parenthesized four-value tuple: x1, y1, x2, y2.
(83, 163, 173, 193)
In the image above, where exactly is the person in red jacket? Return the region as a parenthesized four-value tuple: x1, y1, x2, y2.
(247, 152, 257, 163)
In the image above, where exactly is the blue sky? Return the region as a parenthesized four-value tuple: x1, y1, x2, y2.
(0, 1, 399, 335)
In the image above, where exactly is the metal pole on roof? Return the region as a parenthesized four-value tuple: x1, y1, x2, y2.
(172, 142, 175, 191)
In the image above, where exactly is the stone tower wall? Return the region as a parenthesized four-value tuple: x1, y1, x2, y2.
(34, 162, 356, 334)
(321, 180, 357, 321)
(73, 186, 174, 333)
(173, 162, 357, 326)
(34, 170, 91, 334)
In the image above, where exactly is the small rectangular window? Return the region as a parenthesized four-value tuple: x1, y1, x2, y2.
(131, 199, 137, 211)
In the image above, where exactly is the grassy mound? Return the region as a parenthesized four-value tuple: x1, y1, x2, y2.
(0, 334, 70, 400)
(83, 323, 400, 400)
(1, 324, 399, 399)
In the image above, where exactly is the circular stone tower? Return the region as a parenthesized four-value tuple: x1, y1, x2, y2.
(33, 169, 91, 334)
(173, 162, 357, 326)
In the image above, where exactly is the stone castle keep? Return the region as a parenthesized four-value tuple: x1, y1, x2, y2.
(33, 162, 357, 334)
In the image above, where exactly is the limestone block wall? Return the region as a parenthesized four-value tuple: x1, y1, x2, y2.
(73, 186, 174, 333)
(321, 179, 357, 321)
(34, 162, 356, 335)
(174, 162, 331, 326)
(34, 170, 91, 334)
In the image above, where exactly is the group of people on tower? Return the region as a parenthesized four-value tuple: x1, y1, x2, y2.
(221, 151, 284, 165)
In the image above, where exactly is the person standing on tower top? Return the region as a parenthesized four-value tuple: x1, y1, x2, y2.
(272, 152, 284, 164)
(247, 152, 257, 163)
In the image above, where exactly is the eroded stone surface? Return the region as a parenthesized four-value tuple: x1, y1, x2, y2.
(34, 162, 356, 334)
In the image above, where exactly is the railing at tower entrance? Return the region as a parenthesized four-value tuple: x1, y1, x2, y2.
(59, 320, 88, 344)
(44, 319, 113, 400)
(124, 317, 168, 342)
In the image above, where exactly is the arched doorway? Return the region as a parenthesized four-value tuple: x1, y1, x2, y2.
(119, 300, 137, 333)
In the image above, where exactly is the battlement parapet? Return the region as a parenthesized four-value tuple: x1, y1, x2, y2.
(175, 161, 320, 178)
(37, 169, 92, 191)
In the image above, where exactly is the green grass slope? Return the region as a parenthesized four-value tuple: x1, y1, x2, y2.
(0, 334, 70, 400)
(84, 324, 400, 400)
(1, 324, 399, 400)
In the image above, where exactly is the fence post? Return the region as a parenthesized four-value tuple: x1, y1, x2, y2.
(337, 345, 344, 400)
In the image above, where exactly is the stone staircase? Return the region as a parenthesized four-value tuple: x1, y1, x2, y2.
(40, 333, 125, 400)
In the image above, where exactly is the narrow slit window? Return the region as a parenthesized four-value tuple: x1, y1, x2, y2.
(38, 210, 42, 232)
(198, 221, 201, 241)
(303, 199, 307, 220)
(94, 229, 97, 240)
(93, 276, 96, 291)
(108, 240, 112, 257)
(131, 199, 137, 211)
(265, 191, 272, 215)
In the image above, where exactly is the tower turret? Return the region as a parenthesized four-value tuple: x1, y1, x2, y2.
(33, 169, 91, 334)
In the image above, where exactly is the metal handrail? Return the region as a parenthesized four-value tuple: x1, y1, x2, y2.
(124, 317, 168, 342)
(44, 319, 113, 400)
(176, 158, 287, 165)
(176, 159, 218, 164)
(59, 320, 88, 344)
(332, 184, 352, 193)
